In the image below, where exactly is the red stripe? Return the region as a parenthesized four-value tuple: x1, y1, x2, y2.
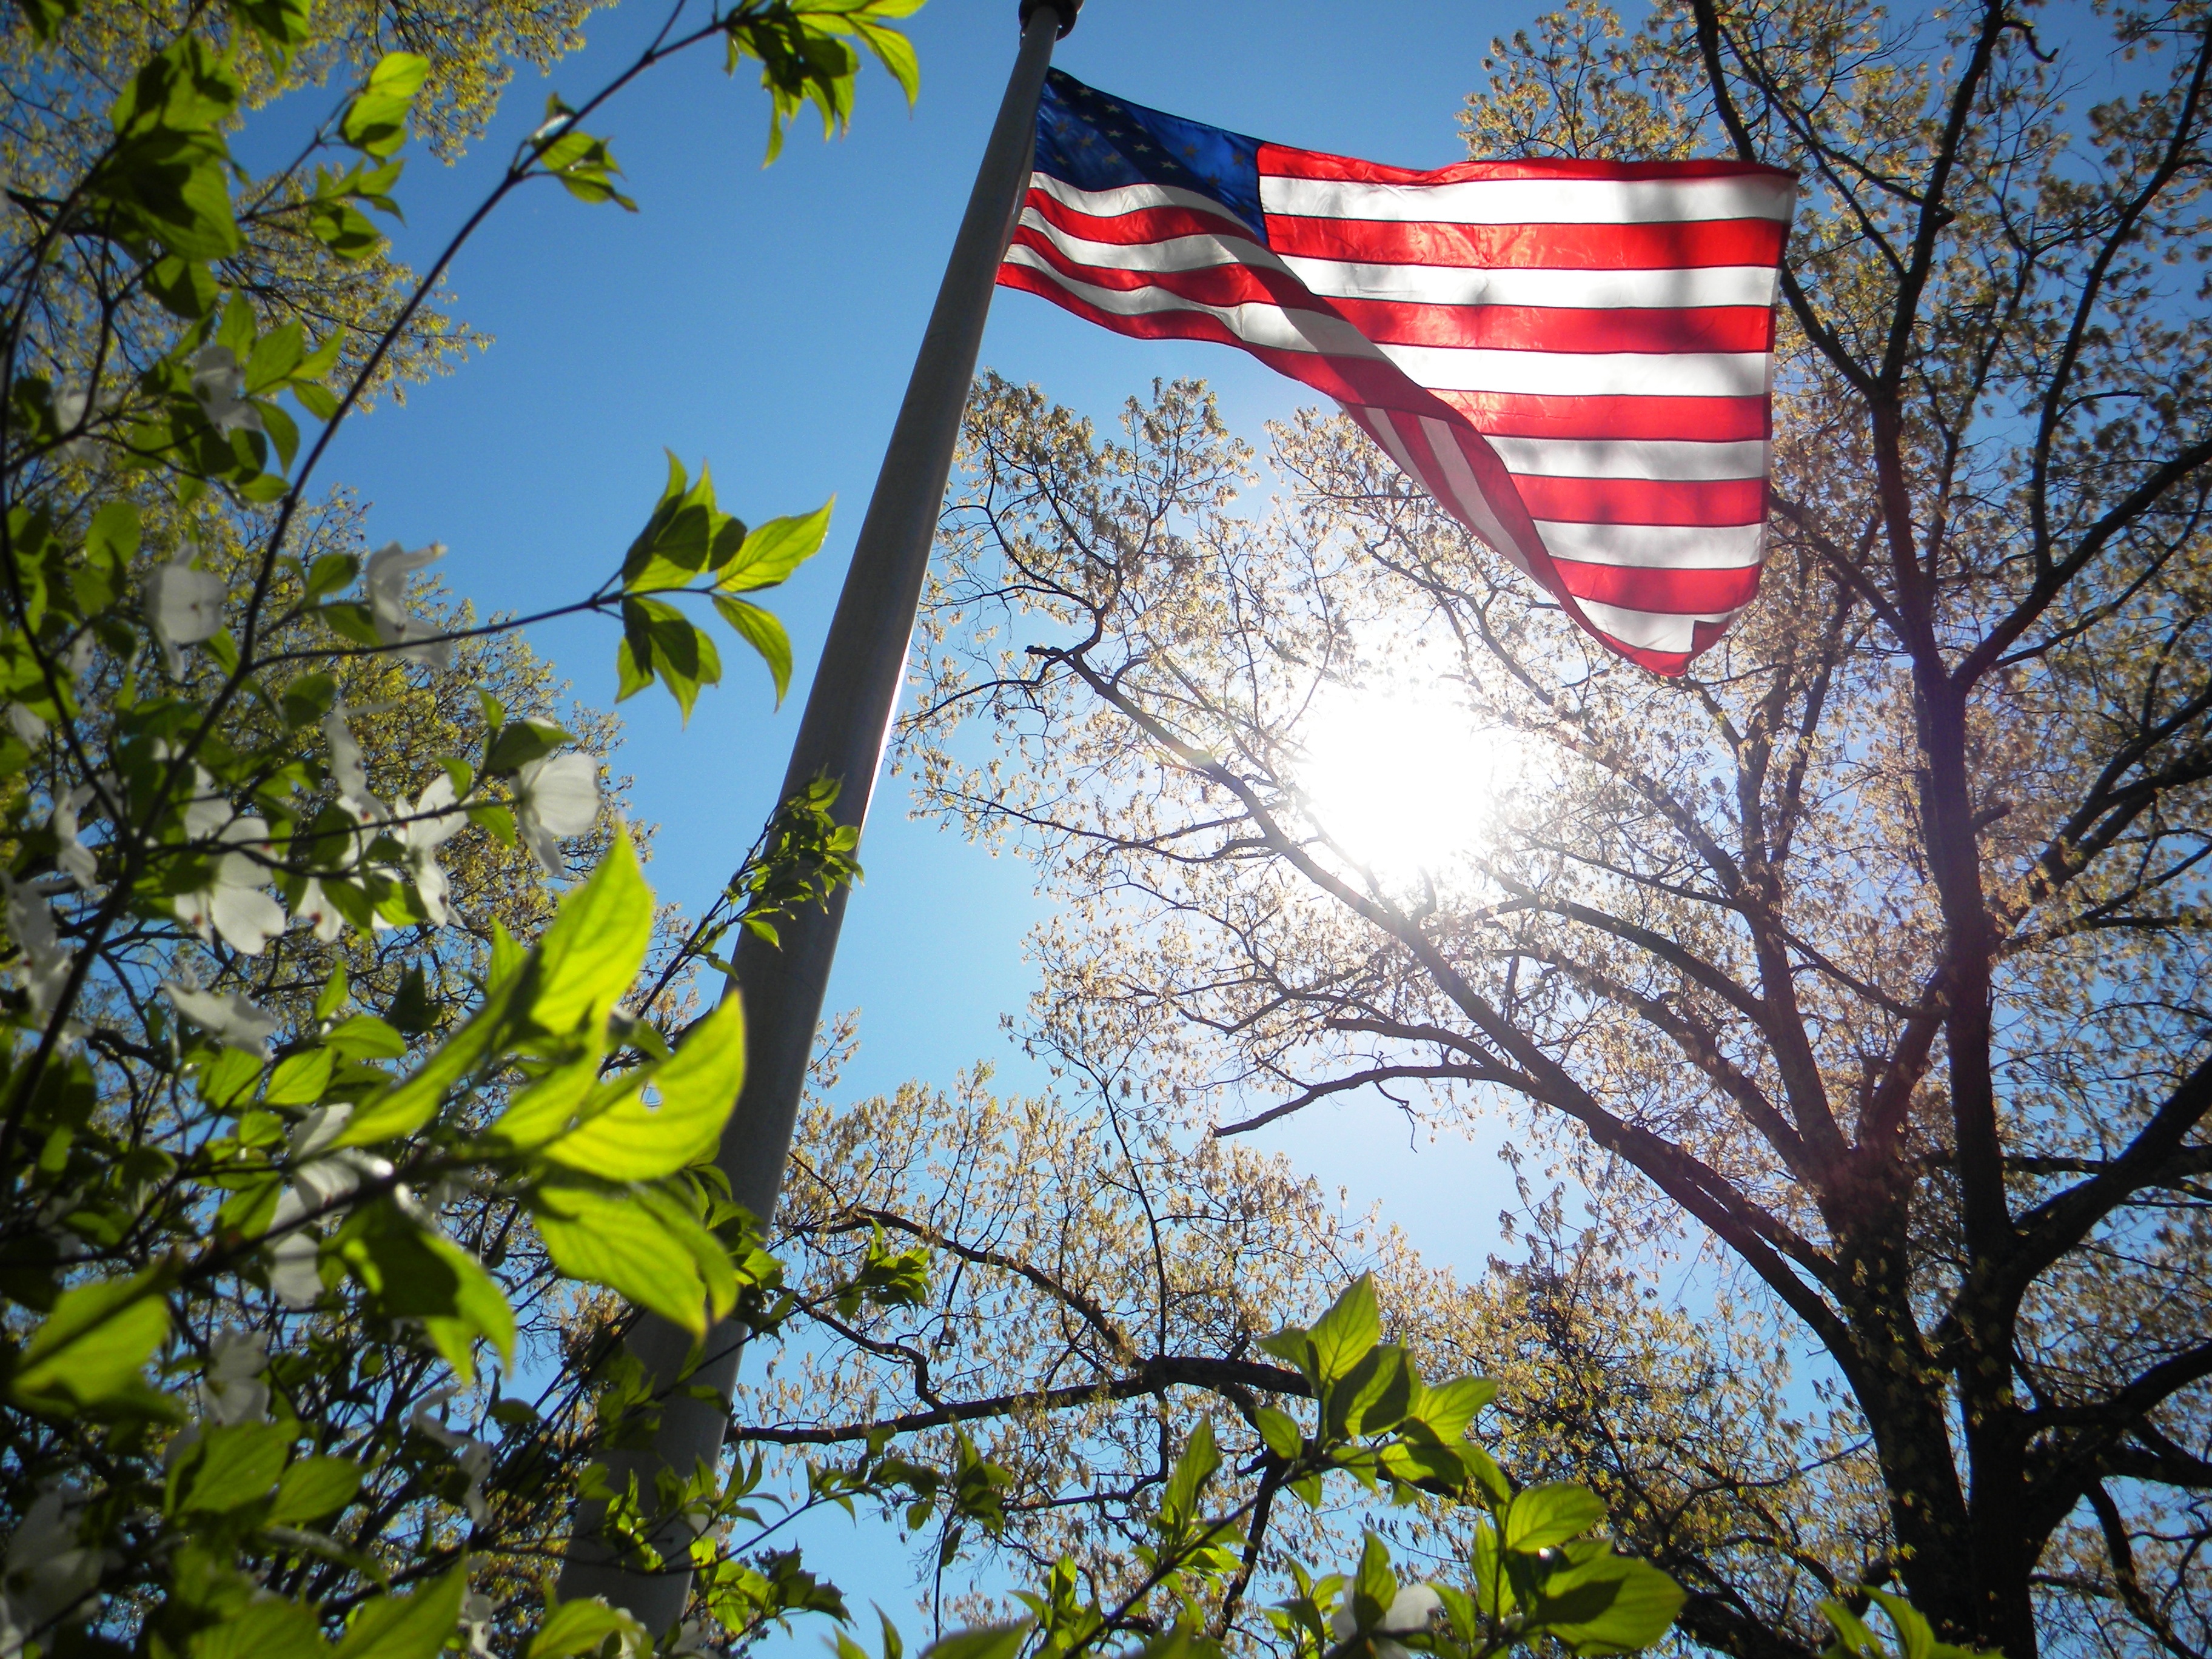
(1023, 188, 1256, 247)
(1515, 474, 1769, 527)
(1327, 296, 1775, 354)
(1550, 560, 1765, 613)
(1008, 226, 1329, 314)
(1256, 144, 1797, 189)
(1019, 213, 1777, 355)
(998, 265, 1425, 410)
(1265, 213, 1789, 271)
(1434, 388, 1771, 443)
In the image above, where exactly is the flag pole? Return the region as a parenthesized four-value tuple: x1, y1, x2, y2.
(557, 0, 1078, 1629)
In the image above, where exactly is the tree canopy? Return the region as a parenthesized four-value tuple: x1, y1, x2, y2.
(900, 2, 2212, 1654)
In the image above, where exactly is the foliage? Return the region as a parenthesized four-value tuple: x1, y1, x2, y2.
(902, 2, 2212, 1649)
(0, 0, 916, 1647)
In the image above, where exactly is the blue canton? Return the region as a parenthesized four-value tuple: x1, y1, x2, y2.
(1034, 70, 1266, 243)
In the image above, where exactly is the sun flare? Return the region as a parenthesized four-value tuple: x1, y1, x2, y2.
(1293, 681, 1520, 883)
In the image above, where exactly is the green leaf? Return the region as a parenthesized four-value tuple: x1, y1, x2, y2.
(483, 718, 571, 775)
(1527, 1552, 1685, 1655)
(531, 1179, 720, 1336)
(714, 595, 794, 705)
(1158, 1418, 1219, 1532)
(192, 1597, 329, 1659)
(498, 993, 742, 1179)
(918, 1625, 1032, 1659)
(1863, 1590, 1952, 1659)
(527, 1598, 648, 1659)
(315, 961, 350, 1021)
(201, 1045, 265, 1104)
(1255, 1406, 1302, 1461)
(266, 1047, 334, 1107)
(147, 253, 220, 319)
(1408, 1374, 1495, 1443)
(87, 500, 142, 571)
(341, 52, 429, 159)
(854, 17, 920, 106)
(333, 978, 517, 1147)
(334, 1202, 515, 1381)
(321, 1013, 406, 1061)
(7, 1263, 175, 1416)
(1331, 1342, 1412, 1438)
(1504, 1483, 1607, 1553)
(317, 601, 382, 648)
(617, 596, 720, 722)
(172, 1419, 290, 1514)
(246, 321, 306, 390)
(93, 39, 243, 260)
(529, 827, 653, 1033)
(1820, 1601, 1883, 1659)
(532, 126, 637, 210)
(227, 0, 313, 62)
(17, 0, 77, 44)
(332, 1562, 468, 1659)
(269, 1455, 363, 1523)
(1350, 1531, 1396, 1630)
(715, 498, 832, 592)
(1308, 1275, 1381, 1384)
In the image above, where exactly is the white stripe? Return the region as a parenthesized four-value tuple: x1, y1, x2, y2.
(1413, 414, 1532, 572)
(1356, 407, 1430, 488)
(1017, 207, 1288, 278)
(1575, 597, 1749, 654)
(1279, 255, 1780, 311)
(1028, 171, 1257, 229)
(1262, 173, 1797, 225)
(1378, 342, 1770, 398)
(1002, 246, 1382, 360)
(1533, 520, 1768, 569)
(1488, 437, 1771, 481)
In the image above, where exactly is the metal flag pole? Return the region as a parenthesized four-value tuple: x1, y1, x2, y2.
(557, 0, 1078, 1629)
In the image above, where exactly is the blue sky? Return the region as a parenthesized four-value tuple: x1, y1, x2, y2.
(333, 0, 1550, 1252)
(317, 0, 1554, 1624)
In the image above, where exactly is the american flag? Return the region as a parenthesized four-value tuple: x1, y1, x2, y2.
(996, 70, 1797, 675)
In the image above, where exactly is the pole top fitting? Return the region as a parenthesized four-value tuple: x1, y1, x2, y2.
(1019, 0, 1080, 38)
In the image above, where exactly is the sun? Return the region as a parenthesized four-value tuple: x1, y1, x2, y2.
(1292, 679, 1520, 883)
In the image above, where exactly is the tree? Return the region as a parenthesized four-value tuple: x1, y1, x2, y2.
(0, 2, 1718, 1655)
(0, 0, 922, 1649)
(737, 1051, 1816, 1649)
(901, 0, 2212, 1645)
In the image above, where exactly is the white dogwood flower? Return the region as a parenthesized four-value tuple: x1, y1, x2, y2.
(290, 878, 344, 943)
(4, 876, 73, 1020)
(203, 1327, 270, 1426)
(514, 751, 600, 876)
(147, 559, 226, 675)
(401, 775, 468, 927)
(409, 1390, 494, 1524)
(261, 1211, 323, 1307)
(50, 387, 98, 464)
(364, 542, 452, 671)
(460, 1591, 498, 1658)
(1327, 1584, 1442, 1659)
(163, 982, 280, 1057)
(189, 345, 262, 436)
(4, 705, 45, 747)
(321, 706, 370, 807)
(50, 785, 96, 889)
(173, 816, 287, 956)
(262, 1107, 393, 1309)
(0, 1486, 105, 1657)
